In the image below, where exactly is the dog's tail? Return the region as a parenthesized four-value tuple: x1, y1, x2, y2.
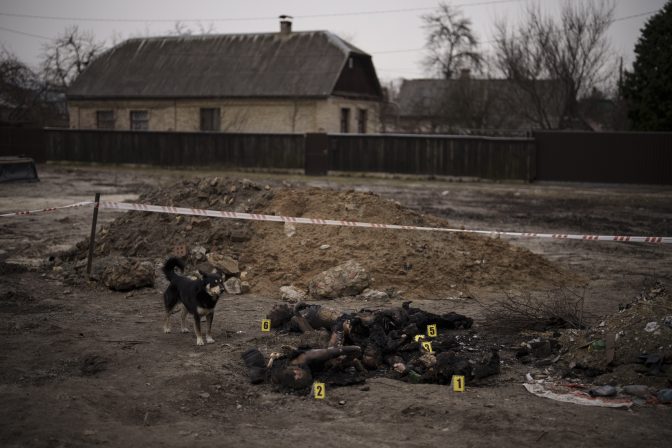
(162, 257, 185, 282)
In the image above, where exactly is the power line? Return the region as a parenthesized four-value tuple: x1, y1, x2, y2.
(0, 25, 51, 40)
(0, 5, 660, 61)
(0, 0, 526, 24)
(611, 10, 659, 22)
(370, 9, 660, 54)
(373, 48, 425, 54)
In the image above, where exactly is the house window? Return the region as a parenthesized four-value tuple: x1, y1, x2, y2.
(200, 108, 221, 131)
(357, 108, 368, 133)
(130, 110, 149, 130)
(340, 108, 350, 133)
(96, 110, 115, 129)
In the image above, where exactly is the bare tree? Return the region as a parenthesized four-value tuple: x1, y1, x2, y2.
(167, 21, 216, 36)
(493, 0, 615, 129)
(41, 26, 106, 88)
(1, 48, 41, 119)
(422, 2, 482, 79)
(0, 48, 65, 125)
(169, 21, 193, 36)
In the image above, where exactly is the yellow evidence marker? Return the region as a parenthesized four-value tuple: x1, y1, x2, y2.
(414, 334, 426, 342)
(421, 341, 434, 353)
(313, 382, 326, 399)
(261, 319, 271, 332)
(452, 375, 465, 392)
(427, 324, 437, 338)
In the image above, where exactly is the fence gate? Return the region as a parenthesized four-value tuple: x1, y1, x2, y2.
(304, 133, 329, 176)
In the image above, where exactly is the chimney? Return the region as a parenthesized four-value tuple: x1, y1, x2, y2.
(279, 15, 293, 35)
(459, 69, 471, 79)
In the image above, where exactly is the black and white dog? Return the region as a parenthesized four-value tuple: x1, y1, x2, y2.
(162, 257, 223, 346)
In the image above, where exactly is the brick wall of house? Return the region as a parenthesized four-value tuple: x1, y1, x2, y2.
(316, 97, 381, 133)
(68, 97, 381, 133)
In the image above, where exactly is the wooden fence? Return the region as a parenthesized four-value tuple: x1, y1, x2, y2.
(0, 127, 46, 163)
(535, 131, 672, 184)
(44, 129, 305, 170)
(329, 134, 535, 180)
(1, 127, 670, 184)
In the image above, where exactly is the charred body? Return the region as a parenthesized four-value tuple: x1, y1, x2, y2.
(244, 302, 499, 391)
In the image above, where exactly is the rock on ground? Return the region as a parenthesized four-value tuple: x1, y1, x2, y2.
(100, 257, 155, 291)
(280, 285, 307, 303)
(308, 260, 370, 300)
(207, 253, 240, 275)
(224, 277, 242, 294)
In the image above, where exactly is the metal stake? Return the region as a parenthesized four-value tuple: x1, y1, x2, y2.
(86, 192, 100, 279)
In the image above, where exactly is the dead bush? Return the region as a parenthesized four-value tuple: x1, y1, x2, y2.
(478, 287, 589, 333)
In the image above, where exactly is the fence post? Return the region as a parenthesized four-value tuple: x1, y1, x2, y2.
(86, 192, 101, 279)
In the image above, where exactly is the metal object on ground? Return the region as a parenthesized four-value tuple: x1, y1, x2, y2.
(86, 193, 101, 279)
(0, 157, 39, 183)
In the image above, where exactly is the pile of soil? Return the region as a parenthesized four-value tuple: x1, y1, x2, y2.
(79, 177, 573, 298)
(558, 283, 672, 388)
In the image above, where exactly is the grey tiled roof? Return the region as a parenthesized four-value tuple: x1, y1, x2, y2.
(68, 31, 374, 99)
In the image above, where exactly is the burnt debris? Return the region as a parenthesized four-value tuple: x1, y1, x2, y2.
(243, 302, 499, 391)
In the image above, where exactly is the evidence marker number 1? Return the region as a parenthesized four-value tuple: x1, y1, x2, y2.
(453, 375, 465, 392)
(261, 319, 271, 332)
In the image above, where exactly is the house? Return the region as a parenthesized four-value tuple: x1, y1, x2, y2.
(393, 74, 563, 135)
(67, 19, 383, 134)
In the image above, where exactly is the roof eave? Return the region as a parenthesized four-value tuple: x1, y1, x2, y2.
(67, 94, 333, 101)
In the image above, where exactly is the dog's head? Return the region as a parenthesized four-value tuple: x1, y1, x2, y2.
(200, 269, 224, 299)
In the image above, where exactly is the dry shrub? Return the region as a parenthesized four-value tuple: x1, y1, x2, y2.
(479, 287, 589, 333)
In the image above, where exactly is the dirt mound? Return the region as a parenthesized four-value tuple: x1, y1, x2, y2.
(559, 283, 672, 388)
(86, 177, 572, 298)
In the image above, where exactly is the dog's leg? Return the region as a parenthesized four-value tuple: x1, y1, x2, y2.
(205, 313, 215, 344)
(193, 315, 204, 346)
(180, 305, 190, 333)
(163, 287, 179, 334)
(163, 311, 172, 333)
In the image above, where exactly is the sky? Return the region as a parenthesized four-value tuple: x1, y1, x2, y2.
(0, 0, 666, 82)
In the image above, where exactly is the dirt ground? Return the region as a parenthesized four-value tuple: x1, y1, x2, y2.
(1, 164, 671, 447)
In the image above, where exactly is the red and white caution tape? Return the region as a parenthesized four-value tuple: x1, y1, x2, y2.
(98, 201, 671, 245)
(2, 199, 670, 245)
(0, 201, 95, 217)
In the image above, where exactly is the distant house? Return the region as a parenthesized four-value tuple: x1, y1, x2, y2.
(67, 19, 383, 134)
(393, 73, 563, 135)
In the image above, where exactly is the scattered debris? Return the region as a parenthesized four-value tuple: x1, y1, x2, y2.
(223, 277, 242, 295)
(657, 389, 672, 403)
(308, 260, 371, 300)
(280, 285, 307, 303)
(359, 288, 390, 300)
(622, 384, 652, 398)
(515, 283, 672, 405)
(283, 222, 296, 237)
(588, 385, 617, 397)
(206, 253, 240, 276)
(98, 257, 155, 291)
(522, 382, 633, 409)
(644, 321, 660, 333)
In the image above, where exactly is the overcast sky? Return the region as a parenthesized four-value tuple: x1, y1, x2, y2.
(0, 0, 666, 82)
